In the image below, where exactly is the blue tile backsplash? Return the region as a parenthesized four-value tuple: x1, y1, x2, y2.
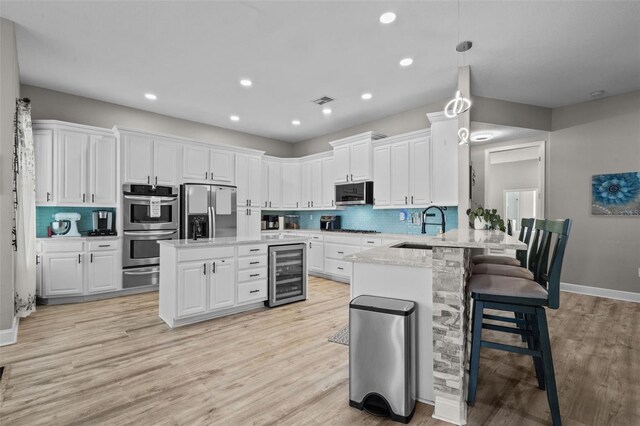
(263, 205, 458, 236)
(36, 206, 116, 237)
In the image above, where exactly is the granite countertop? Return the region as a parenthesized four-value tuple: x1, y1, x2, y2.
(37, 235, 120, 241)
(157, 234, 309, 248)
(344, 245, 434, 268)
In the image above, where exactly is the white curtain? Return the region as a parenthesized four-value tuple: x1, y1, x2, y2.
(13, 98, 36, 317)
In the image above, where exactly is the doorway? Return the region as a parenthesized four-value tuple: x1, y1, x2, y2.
(504, 189, 537, 231)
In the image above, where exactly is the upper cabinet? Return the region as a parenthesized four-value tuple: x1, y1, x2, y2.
(121, 132, 179, 186)
(263, 159, 282, 209)
(236, 154, 262, 207)
(330, 132, 385, 183)
(33, 122, 117, 207)
(281, 162, 301, 209)
(428, 113, 459, 206)
(321, 157, 334, 208)
(300, 159, 322, 208)
(182, 144, 234, 184)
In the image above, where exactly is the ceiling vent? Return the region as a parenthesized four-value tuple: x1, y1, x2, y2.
(312, 96, 334, 105)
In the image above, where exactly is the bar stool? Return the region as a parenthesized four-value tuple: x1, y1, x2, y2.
(472, 217, 535, 268)
(467, 219, 572, 426)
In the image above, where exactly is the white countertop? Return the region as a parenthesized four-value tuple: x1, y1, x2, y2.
(37, 235, 120, 241)
(345, 245, 434, 268)
(157, 234, 309, 248)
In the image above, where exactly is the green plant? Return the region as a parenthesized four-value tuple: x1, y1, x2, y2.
(466, 206, 506, 232)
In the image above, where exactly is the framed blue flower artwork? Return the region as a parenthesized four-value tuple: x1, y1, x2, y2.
(591, 172, 640, 215)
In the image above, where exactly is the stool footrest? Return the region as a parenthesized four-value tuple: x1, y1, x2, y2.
(480, 340, 541, 357)
(483, 314, 524, 325)
(482, 323, 531, 336)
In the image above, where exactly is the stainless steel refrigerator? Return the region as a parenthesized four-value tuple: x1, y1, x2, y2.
(180, 184, 237, 239)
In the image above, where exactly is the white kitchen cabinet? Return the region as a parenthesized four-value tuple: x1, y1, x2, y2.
(236, 154, 262, 207)
(182, 144, 234, 184)
(282, 162, 301, 209)
(87, 250, 119, 293)
(209, 258, 236, 310)
(373, 145, 391, 206)
(300, 159, 323, 209)
(301, 161, 312, 208)
(330, 132, 384, 183)
(237, 207, 261, 239)
(57, 130, 88, 204)
(430, 116, 459, 206)
(321, 157, 335, 208)
(34, 129, 54, 204)
(410, 137, 431, 205)
(265, 160, 282, 209)
(35, 253, 43, 297)
(122, 132, 178, 186)
(391, 142, 410, 206)
(176, 261, 208, 318)
(210, 149, 234, 183)
(309, 241, 324, 273)
(89, 134, 117, 205)
(43, 252, 84, 296)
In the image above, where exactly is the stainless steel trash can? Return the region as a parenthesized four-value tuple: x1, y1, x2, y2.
(349, 295, 416, 424)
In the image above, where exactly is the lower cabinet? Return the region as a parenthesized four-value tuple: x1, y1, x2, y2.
(177, 261, 208, 318)
(309, 241, 324, 273)
(87, 250, 119, 293)
(43, 252, 84, 296)
(209, 258, 236, 309)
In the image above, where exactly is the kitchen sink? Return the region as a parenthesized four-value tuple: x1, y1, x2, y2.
(391, 243, 433, 250)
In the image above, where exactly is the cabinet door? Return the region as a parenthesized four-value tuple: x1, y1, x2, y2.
(309, 241, 324, 273)
(177, 261, 208, 318)
(390, 142, 410, 206)
(248, 155, 262, 207)
(43, 252, 84, 296)
(373, 145, 391, 207)
(267, 161, 282, 208)
(34, 129, 54, 204)
(321, 157, 334, 208)
(349, 140, 371, 182)
(36, 254, 43, 297)
(123, 134, 153, 184)
(154, 140, 178, 186)
(311, 160, 322, 208)
(237, 207, 249, 238)
(57, 130, 88, 204)
(88, 250, 119, 293)
(235, 154, 249, 206)
(282, 163, 301, 208)
(182, 145, 210, 181)
(209, 258, 235, 310)
(300, 161, 312, 208)
(410, 138, 431, 206)
(211, 149, 235, 184)
(333, 145, 350, 183)
(431, 119, 459, 205)
(247, 208, 261, 239)
(89, 135, 117, 205)
(262, 161, 270, 208)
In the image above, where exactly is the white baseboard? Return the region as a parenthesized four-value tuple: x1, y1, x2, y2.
(432, 395, 467, 425)
(0, 316, 19, 346)
(561, 282, 640, 303)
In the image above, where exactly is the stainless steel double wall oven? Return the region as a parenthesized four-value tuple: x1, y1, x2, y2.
(122, 184, 179, 288)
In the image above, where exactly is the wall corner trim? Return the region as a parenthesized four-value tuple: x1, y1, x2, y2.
(0, 316, 19, 346)
(561, 282, 640, 303)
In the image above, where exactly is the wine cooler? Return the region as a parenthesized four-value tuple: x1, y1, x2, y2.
(267, 243, 307, 307)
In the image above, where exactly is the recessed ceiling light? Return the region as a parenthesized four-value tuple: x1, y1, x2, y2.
(590, 90, 605, 98)
(292, 120, 301, 126)
(471, 133, 493, 142)
(230, 115, 240, 122)
(144, 93, 157, 100)
(379, 12, 396, 24)
(361, 93, 372, 100)
(399, 58, 413, 67)
(322, 108, 332, 115)
(240, 79, 252, 87)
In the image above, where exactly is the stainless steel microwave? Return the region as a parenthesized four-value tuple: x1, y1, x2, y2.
(335, 181, 374, 205)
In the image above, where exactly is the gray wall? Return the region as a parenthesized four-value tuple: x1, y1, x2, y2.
(0, 18, 20, 331)
(21, 85, 295, 158)
(472, 96, 552, 132)
(292, 99, 448, 157)
(549, 90, 640, 293)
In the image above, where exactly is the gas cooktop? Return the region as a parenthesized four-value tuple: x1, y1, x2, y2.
(323, 229, 381, 234)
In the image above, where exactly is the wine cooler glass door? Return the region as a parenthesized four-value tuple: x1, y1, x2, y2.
(269, 244, 307, 306)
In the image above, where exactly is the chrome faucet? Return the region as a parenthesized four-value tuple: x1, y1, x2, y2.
(422, 206, 447, 235)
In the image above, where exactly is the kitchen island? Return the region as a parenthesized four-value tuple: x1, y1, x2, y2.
(345, 229, 526, 425)
(158, 234, 308, 328)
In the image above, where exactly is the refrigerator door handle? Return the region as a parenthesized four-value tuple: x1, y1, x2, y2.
(210, 206, 216, 238)
(208, 206, 213, 238)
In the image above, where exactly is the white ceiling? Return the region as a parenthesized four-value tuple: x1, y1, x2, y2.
(2, 1, 639, 143)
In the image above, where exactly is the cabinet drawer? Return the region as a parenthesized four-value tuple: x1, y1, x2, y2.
(324, 234, 362, 245)
(237, 280, 267, 304)
(177, 246, 235, 262)
(361, 238, 382, 247)
(324, 258, 352, 277)
(42, 241, 84, 253)
(237, 244, 267, 257)
(237, 256, 268, 270)
(325, 243, 360, 260)
(238, 268, 268, 283)
(88, 239, 119, 251)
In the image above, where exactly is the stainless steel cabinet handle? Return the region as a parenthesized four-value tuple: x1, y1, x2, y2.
(98, 244, 110, 247)
(296, 202, 299, 208)
(147, 176, 150, 184)
(367, 241, 374, 243)
(92, 194, 95, 203)
(249, 289, 260, 294)
(346, 174, 349, 181)
(265, 201, 268, 207)
(310, 242, 313, 248)
(90, 253, 93, 263)
(212, 262, 216, 273)
(250, 248, 260, 252)
(351, 174, 353, 181)
(337, 267, 344, 270)
(155, 176, 158, 185)
(332, 200, 334, 206)
(307, 201, 310, 207)
(46, 192, 51, 201)
(337, 251, 344, 254)
(203, 263, 207, 275)
(269, 201, 272, 207)
(249, 261, 260, 265)
(83, 193, 86, 202)
(205, 171, 208, 180)
(250, 273, 260, 277)
(405, 196, 408, 204)
(78, 254, 81, 263)
(36, 255, 40, 265)
(411, 196, 414, 204)
(124, 230, 177, 236)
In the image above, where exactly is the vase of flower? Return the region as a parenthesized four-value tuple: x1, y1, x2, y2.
(474, 217, 485, 230)
(466, 206, 506, 231)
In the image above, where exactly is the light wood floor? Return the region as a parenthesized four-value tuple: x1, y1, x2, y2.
(1, 277, 638, 425)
